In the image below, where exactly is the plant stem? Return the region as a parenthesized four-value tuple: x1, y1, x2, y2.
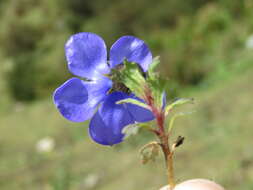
(144, 88, 175, 189)
(167, 151, 175, 189)
(155, 111, 175, 190)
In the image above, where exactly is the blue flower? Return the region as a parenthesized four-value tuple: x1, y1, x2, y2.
(53, 32, 154, 146)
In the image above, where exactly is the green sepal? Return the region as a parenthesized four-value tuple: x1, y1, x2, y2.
(145, 58, 166, 108)
(116, 98, 150, 110)
(144, 57, 167, 108)
(147, 77, 167, 108)
(118, 58, 166, 109)
(147, 56, 160, 80)
(165, 98, 194, 116)
(119, 60, 146, 98)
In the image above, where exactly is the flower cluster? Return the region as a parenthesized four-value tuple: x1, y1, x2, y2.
(53, 32, 155, 145)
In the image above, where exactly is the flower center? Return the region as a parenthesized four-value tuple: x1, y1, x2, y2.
(108, 64, 131, 94)
(107, 62, 146, 94)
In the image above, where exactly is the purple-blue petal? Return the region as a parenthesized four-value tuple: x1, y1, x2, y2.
(53, 77, 112, 122)
(109, 36, 152, 72)
(126, 94, 155, 122)
(65, 32, 110, 80)
(89, 92, 135, 145)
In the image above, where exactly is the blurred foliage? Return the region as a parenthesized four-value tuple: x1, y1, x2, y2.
(0, 1, 253, 189)
(0, 0, 253, 101)
(0, 69, 253, 190)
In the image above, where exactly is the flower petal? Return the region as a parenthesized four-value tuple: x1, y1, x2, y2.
(110, 36, 152, 72)
(89, 92, 134, 145)
(65, 32, 110, 79)
(126, 94, 155, 122)
(53, 77, 112, 122)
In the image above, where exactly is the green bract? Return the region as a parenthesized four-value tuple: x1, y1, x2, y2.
(119, 60, 147, 98)
(119, 57, 166, 109)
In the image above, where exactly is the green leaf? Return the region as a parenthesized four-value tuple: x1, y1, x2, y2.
(146, 75, 167, 109)
(148, 56, 160, 80)
(116, 98, 150, 110)
(144, 57, 167, 108)
(165, 98, 194, 115)
(168, 111, 194, 132)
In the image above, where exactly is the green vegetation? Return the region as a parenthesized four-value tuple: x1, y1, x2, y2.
(1, 0, 253, 101)
(0, 0, 253, 189)
(0, 68, 252, 190)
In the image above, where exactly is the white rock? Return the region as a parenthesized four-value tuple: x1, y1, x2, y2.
(160, 179, 225, 190)
(83, 173, 99, 188)
(36, 137, 55, 153)
(246, 35, 253, 49)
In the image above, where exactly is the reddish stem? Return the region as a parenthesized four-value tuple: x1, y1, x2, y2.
(144, 88, 175, 189)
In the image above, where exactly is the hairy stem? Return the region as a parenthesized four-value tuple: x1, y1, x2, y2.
(144, 88, 175, 189)
(156, 112, 175, 190)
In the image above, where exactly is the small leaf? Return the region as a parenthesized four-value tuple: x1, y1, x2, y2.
(148, 56, 160, 80)
(165, 98, 194, 115)
(139, 141, 160, 164)
(138, 123, 152, 129)
(168, 111, 194, 132)
(145, 56, 166, 109)
(122, 124, 139, 140)
(146, 68, 167, 109)
(116, 98, 150, 110)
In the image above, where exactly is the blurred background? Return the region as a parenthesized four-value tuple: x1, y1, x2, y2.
(0, 0, 253, 189)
